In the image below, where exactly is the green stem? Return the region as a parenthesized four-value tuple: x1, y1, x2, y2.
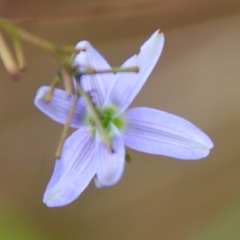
(86, 66, 139, 74)
(55, 93, 79, 158)
(72, 66, 139, 77)
(61, 67, 74, 96)
(0, 18, 82, 60)
(75, 80, 112, 152)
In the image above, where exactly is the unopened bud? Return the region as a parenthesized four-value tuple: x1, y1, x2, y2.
(0, 31, 19, 78)
(12, 34, 25, 71)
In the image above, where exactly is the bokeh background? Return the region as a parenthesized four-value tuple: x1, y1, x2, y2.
(1, 0, 240, 239)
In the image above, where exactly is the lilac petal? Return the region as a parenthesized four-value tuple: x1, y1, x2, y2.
(74, 41, 114, 107)
(123, 107, 214, 160)
(43, 127, 96, 207)
(104, 30, 164, 114)
(95, 126, 125, 187)
(34, 86, 86, 128)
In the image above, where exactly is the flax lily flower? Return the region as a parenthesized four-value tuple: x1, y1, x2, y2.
(34, 30, 213, 207)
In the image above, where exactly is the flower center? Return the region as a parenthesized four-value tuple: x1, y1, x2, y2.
(100, 107, 116, 130)
(86, 106, 125, 133)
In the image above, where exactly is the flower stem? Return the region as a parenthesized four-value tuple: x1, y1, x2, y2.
(55, 94, 79, 159)
(0, 18, 83, 61)
(72, 66, 139, 77)
(83, 66, 139, 74)
(61, 67, 74, 96)
(75, 80, 112, 152)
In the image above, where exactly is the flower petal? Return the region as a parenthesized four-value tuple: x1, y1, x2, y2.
(43, 127, 96, 207)
(104, 30, 164, 114)
(123, 107, 214, 160)
(95, 126, 125, 187)
(34, 86, 86, 128)
(74, 41, 114, 107)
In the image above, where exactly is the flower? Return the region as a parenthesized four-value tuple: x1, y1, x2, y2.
(34, 30, 213, 207)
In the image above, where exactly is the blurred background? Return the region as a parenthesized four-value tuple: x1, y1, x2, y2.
(0, 0, 240, 239)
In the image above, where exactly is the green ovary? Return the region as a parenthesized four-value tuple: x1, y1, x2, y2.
(86, 106, 126, 135)
(100, 107, 125, 132)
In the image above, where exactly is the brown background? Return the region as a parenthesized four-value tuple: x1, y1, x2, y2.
(0, 0, 240, 239)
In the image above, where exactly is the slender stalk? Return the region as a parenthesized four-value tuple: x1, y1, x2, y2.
(72, 66, 139, 77)
(75, 80, 112, 152)
(55, 94, 79, 158)
(61, 67, 74, 96)
(0, 18, 83, 60)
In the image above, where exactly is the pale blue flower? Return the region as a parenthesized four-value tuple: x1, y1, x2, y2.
(34, 30, 213, 207)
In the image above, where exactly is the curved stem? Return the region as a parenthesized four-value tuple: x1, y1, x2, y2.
(55, 93, 79, 158)
(0, 18, 82, 60)
(75, 80, 112, 152)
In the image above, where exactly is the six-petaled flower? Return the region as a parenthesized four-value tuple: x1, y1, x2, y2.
(34, 30, 213, 207)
